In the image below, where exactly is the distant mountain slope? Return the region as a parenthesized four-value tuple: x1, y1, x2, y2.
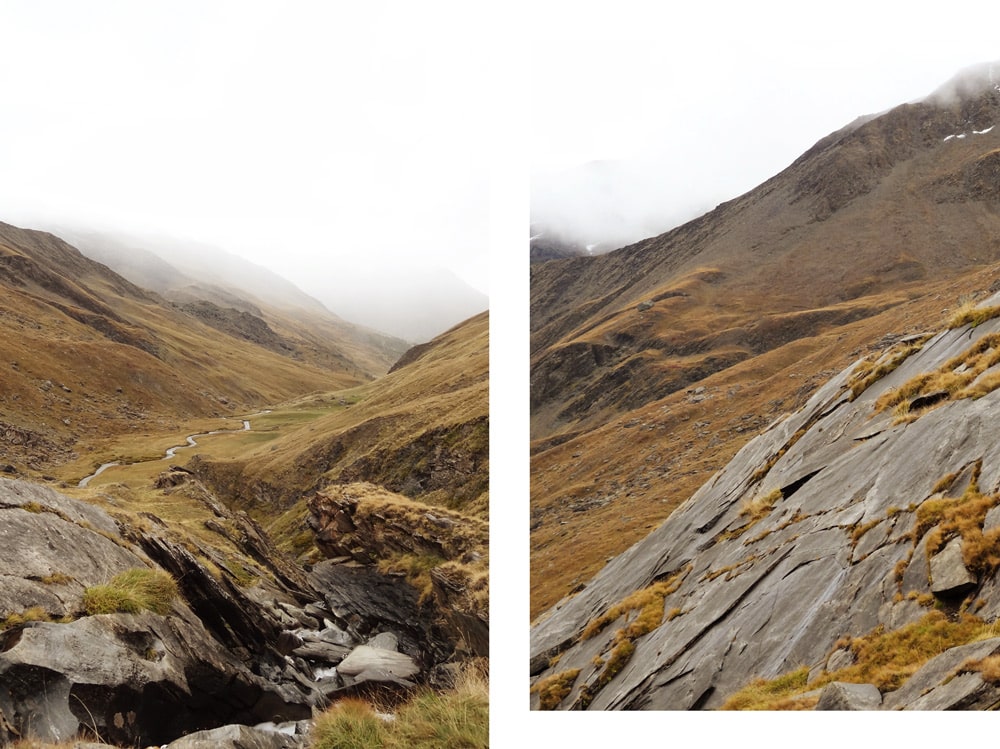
(0, 220, 369, 474)
(531, 289, 1000, 711)
(54, 227, 409, 375)
(190, 310, 489, 519)
(530, 62, 1000, 614)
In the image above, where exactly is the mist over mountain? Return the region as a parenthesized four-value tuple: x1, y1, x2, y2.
(303, 265, 488, 344)
(531, 60, 1000, 711)
(54, 225, 486, 345)
(531, 159, 715, 255)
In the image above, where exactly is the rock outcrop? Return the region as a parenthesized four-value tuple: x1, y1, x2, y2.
(308, 483, 489, 660)
(0, 476, 469, 745)
(530, 290, 1000, 710)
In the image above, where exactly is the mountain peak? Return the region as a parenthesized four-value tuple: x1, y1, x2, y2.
(925, 59, 1000, 105)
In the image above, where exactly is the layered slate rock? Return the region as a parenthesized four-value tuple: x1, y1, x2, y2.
(0, 476, 462, 744)
(929, 537, 977, 597)
(530, 294, 1000, 710)
(815, 682, 882, 711)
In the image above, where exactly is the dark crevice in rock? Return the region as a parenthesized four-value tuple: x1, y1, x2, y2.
(780, 468, 825, 499)
(690, 685, 716, 710)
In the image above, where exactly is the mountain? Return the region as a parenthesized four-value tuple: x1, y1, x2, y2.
(531, 291, 1000, 710)
(529, 62, 1000, 618)
(0, 219, 489, 743)
(52, 226, 410, 375)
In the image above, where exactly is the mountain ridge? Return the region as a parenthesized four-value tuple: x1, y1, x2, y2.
(530, 62, 1000, 617)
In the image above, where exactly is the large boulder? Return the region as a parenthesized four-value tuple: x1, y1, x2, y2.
(0, 611, 311, 746)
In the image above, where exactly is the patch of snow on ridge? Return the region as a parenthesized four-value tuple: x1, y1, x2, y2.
(944, 125, 995, 142)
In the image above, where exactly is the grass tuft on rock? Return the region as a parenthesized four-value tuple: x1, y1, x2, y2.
(82, 568, 179, 616)
(311, 662, 488, 748)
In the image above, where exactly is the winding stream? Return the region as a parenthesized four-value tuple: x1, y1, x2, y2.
(78, 411, 270, 488)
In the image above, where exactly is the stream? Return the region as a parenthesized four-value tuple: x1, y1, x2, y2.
(77, 411, 270, 488)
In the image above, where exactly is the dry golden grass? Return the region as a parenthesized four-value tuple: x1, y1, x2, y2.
(533, 669, 581, 710)
(947, 301, 1000, 329)
(912, 464, 1000, 575)
(724, 611, 992, 709)
(848, 338, 929, 400)
(82, 568, 179, 616)
(581, 565, 689, 641)
(720, 666, 810, 710)
(875, 332, 1000, 419)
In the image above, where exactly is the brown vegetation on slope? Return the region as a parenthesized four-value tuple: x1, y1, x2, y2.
(530, 79, 1000, 617)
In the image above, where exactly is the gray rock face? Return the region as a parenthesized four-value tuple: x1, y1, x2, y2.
(164, 723, 302, 749)
(928, 537, 977, 596)
(0, 477, 452, 744)
(530, 310, 1000, 710)
(815, 682, 882, 710)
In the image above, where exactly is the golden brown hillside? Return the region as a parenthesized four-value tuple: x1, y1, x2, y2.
(0, 221, 376, 477)
(530, 72, 1000, 617)
(187, 311, 489, 535)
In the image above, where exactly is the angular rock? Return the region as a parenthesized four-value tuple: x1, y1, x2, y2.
(0, 612, 312, 746)
(338, 645, 421, 681)
(928, 537, 977, 597)
(814, 681, 882, 710)
(164, 723, 300, 748)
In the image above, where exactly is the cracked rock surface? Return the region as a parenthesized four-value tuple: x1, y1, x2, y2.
(531, 295, 1000, 710)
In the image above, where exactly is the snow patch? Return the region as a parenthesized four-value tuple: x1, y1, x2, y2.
(974, 125, 995, 135)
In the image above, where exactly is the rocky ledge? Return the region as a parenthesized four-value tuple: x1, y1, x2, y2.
(531, 290, 1000, 710)
(0, 475, 472, 745)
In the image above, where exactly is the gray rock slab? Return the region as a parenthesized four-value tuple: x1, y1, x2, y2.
(367, 631, 399, 651)
(929, 537, 977, 596)
(290, 640, 351, 663)
(815, 681, 882, 710)
(883, 637, 1000, 709)
(338, 645, 420, 681)
(165, 724, 300, 748)
(0, 477, 120, 536)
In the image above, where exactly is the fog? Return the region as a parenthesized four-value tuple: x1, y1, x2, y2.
(530, 12, 1000, 256)
(0, 2, 491, 342)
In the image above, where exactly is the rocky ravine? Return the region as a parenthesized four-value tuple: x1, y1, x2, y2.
(530, 289, 1000, 710)
(0, 473, 472, 746)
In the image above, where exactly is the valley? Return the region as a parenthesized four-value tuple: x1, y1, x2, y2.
(530, 62, 1000, 711)
(0, 221, 488, 746)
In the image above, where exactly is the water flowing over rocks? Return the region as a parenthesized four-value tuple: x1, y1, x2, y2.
(530, 291, 1000, 710)
(0, 476, 469, 744)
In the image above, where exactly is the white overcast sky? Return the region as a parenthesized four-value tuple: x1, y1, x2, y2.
(530, 4, 1000, 250)
(0, 1, 498, 297)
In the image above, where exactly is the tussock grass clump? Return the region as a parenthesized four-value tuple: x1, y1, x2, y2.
(961, 654, 1000, 683)
(314, 662, 489, 746)
(721, 666, 810, 710)
(912, 464, 1000, 576)
(947, 301, 1000, 329)
(533, 669, 580, 710)
(848, 339, 928, 400)
(571, 566, 690, 708)
(581, 565, 690, 641)
(82, 568, 178, 616)
(310, 698, 389, 749)
(1, 606, 51, 630)
(724, 488, 782, 539)
(725, 611, 992, 709)
(875, 332, 1000, 420)
(824, 611, 987, 691)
